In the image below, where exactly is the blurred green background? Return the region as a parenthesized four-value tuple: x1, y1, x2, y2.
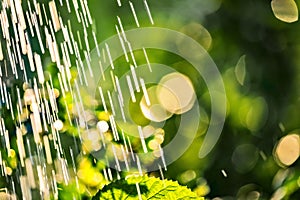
(82, 0, 300, 199)
(1, 0, 300, 199)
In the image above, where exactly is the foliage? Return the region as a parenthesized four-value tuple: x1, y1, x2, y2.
(92, 175, 203, 200)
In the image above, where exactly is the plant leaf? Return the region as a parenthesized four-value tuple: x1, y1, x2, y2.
(92, 175, 204, 200)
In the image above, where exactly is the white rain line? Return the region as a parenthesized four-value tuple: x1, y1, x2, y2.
(52, 170, 58, 199)
(121, 130, 129, 153)
(107, 90, 116, 116)
(98, 86, 108, 113)
(111, 144, 121, 171)
(59, 67, 69, 92)
(92, 31, 100, 57)
(58, 0, 63, 6)
(221, 169, 227, 178)
(129, 1, 140, 27)
(46, 80, 57, 113)
(79, 0, 89, 27)
(30, 113, 41, 144)
(98, 125, 106, 148)
(103, 168, 109, 181)
(105, 43, 115, 70)
(144, 0, 154, 25)
(25, 158, 36, 188)
(140, 78, 150, 106)
(109, 115, 119, 141)
(20, 176, 31, 199)
(126, 41, 138, 68)
(12, 18, 19, 43)
(72, 0, 81, 23)
(117, 0, 122, 7)
(43, 135, 53, 164)
(43, 92, 51, 124)
(136, 183, 142, 200)
(117, 16, 127, 42)
(62, 42, 71, 68)
(4, 59, 8, 77)
(45, 27, 55, 62)
(25, 11, 34, 37)
(34, 53, 45, 84)
(32, 12, 45, 54)
(115, 76, 124, 106)
(26, 40, 35, 71)
(84, 31, 90, 51)
(69, 148, 77, 174)
(0, 38, 3, 61)
(98, 60, 106, 81)
(127, 136, 135, 161)
(66, 0, 71, 13)
(15, 36, 22, 68)
(83, 0, 93, 25)
(62, 23, 74, 55)
(136, 154, 143, 176)
(16, 87, 23, 114)
(158, 164, 165, 187)
(79, 10, 88, 29)
(115, 25, 129, 62)
(41, 102, 49, 132)
(142, 47, 152, 72)
(75, 60, 83, 85)
(78, 58, 88, 86)
(15, 0, 26, 29)
(3, 80, 8, 106)
(102, 47, 107, 63)
(4, 129, 10, 154)
(16, 128, 26, 167)
(77, 30, 83, 50)
(84, 51, 93, 77)
(10, 0, 18, 24)
(130, 65, 140, 92)
(138, 126, 148, 153)
(49, 0, 61, 32)
(107, 167, 113, 181)
(0, 152, 3, 176)
(64, 99, 73, 126)
(117, 93, 126, 122)
(126, 75, 136, 103)
(159, 145, 167, 171)
(110, 70, 117, 91)
(16, 101, 22, 126)
(57, 72, 66, 98)
(36, 2, 43, 26)
(42, 4, 49, 25)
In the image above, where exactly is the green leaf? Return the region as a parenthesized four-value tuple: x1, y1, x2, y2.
(92, 175, 203, 200)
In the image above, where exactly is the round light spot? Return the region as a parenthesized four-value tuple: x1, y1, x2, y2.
(232, 144, 259, 173)
(97, 121, 109, 133)
(157, 72, 196, 114)
(148, 139, 159, 150)
(179, 170, 197, 184)
(53, 120, 64, 131)
(140, 86, 173, 122)
(271, 0, 298, 23)
(142, 125, 155, 138)
(274, 134, 300, 166)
